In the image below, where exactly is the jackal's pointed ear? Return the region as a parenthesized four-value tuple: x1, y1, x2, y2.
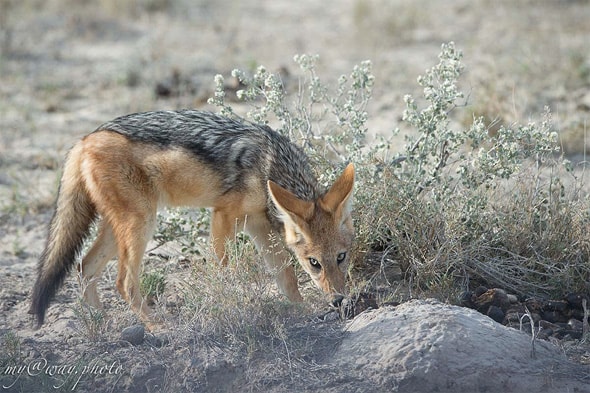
(321, 163, 355, 219)
(268, 181, 315, 227)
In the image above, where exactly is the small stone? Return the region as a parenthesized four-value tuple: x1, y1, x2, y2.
(566, 293, 588, 309)
(486, 305, 504, 323)
(540, 310, 569, 324)
(579, 91, 590, 111)
(545, 300, 568, 312)
(507, 294, 519, 304)
(459, 291, 475, 308)
(567, 318, 583, 332)
(474, 288, 510, 313)
(474, 286, 488, 297)
(121, 324, 145, 345)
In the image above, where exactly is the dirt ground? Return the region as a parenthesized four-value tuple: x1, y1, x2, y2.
(1, 1, 590, 392)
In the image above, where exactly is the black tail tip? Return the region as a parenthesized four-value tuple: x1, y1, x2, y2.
(28, 303, 45, 329)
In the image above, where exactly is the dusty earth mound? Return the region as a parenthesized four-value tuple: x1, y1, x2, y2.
(332, 299, 589, 393)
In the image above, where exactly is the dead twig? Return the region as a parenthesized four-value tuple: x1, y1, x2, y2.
(582, 298, 589, 342)
(519, 306, 537, 359)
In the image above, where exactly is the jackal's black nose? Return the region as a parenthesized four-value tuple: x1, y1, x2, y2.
(330, 294, 345, 308)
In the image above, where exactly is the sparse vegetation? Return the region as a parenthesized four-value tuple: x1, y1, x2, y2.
(384, 43, 589, 298)
(72, 299, 107, 342)
(153, 207, 210, 256)
(0, 330, 22, 365)
(182, 243, 279, 350)
(140, 269, 167, 303)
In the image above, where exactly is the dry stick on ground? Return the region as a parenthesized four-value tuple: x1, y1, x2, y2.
(519, 306, 537, 359)
(583, 299, 589, 342)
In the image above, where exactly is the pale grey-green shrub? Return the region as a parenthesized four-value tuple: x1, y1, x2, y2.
(158, 42, 589, 301)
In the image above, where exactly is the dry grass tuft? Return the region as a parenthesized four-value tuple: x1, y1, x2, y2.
(171, 235, 343, 388)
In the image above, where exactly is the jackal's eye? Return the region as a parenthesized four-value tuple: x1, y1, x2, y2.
(308, 258, 321, 269)
(337, 252, 347, 264)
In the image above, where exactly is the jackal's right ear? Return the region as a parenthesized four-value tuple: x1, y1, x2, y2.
(267, 181, 314, 231)
(320, 163, 355, 220)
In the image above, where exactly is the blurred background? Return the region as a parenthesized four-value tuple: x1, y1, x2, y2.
(1, 0, 589, 154)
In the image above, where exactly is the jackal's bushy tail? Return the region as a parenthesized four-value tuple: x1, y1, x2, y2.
(29, 143, 96, 327)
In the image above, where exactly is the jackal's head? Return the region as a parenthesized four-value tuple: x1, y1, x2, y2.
(268, 164, 355, 306)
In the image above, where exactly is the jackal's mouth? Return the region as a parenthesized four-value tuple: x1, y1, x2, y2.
(329, 292, 381, 320)
(330, 294, 345, 308)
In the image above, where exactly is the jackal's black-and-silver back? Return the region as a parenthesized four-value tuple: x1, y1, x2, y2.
(95, 110, 319, 200)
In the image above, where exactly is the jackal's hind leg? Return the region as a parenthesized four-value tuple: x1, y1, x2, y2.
(78, 221, 118, 309)
(113, 213, 157, 326)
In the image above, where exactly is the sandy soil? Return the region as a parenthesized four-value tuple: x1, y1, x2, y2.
(1, 1, 590, 392)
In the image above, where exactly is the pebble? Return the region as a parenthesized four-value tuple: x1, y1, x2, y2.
(566, 293, 588, 309)
(579, 91, 590, 110)
(568, 318, 583, 331)
(121, 324, 145, 345)
(474, 288, 510, 312)
(486, 305, 504, 323)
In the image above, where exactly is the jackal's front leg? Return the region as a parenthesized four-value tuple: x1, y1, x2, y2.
(272, 258, 303, 302)
(246, 215, 303, 302)
(111, 212, 161, 329)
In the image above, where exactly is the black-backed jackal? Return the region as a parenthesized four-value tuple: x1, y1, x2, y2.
(29, 110, 355, 328)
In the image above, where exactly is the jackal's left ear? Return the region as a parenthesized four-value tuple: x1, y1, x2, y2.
(268, 180, 315, 229)
(321, 163, 355, 220)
